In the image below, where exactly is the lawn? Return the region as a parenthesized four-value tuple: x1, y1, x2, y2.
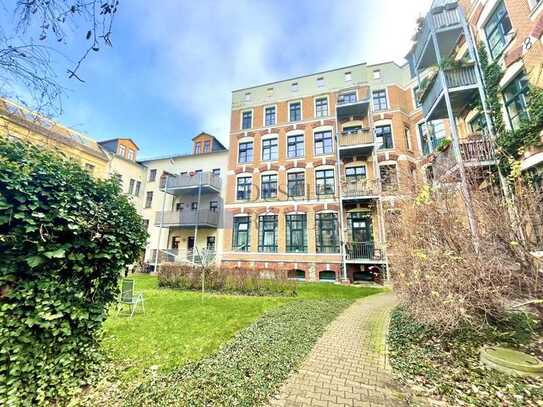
(102, 274, 382, 380)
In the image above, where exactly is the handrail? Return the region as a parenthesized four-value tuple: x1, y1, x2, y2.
(345, 241, 382, 260)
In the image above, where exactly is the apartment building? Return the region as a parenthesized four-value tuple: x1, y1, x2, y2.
(140, 133, 228, 268)
(0, 98, 110, 178)
(222, 63, 423, 283)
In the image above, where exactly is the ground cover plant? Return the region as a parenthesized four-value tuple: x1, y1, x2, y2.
(0, 139, 147, 405)
(388, 308, 543, 406)
(158, 263, 297, 297)
(72, 274, 383, 406)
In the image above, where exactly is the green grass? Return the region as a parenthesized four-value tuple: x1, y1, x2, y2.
(102, 274, 382, 381)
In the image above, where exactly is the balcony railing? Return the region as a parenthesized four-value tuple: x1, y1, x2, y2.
(345, 242, 383, 261)
(149, 249, 216, 265)
(460, 138, 494, 162)
(421, 65, 477, 118)
(342, 179, 380, 198)
(164, 172, 221, 192)
(412, 2, 462, 69)
(154, 209, 220, 227)
(339, 130, 373, 147)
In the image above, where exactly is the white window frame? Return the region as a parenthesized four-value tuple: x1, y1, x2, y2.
(373, 69, 381, 80)
(263, 104, 277, 127)
(372, 88, 389, 111)
(118, 144, 126, 156)
(344, 71, 352, 82)
(127, 149, 134, 160)
(288, 100, 303, 122)
(240, 109, 254, 130)
(314, 95, 329, 118)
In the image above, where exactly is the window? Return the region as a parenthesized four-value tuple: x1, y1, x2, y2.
(484, 2, 512, 59)
(206, 236, 216, 250)
(287, 134, 304, 158)
(338, 91, 357, 105)
(344, 72, 352, 82)
(135, 181, 141, 196)
(286, 214, 307, 253)
(375, 125, 393, 149)
(143, 219, 149, 230)
(118, 144, 126, 157)
(343, 125, 362, 134)
(233, 216, 250, 252)
(258, 215, 278, 252)
(289, 102, 301, 122)
(238, 141, 253, 163)
(145, 192, 153, 208)
(345, 166, 367, 183)
(428, 120, 446, 148)
(212, 168, 221, 177)
(469, 113, 489, 135)
(316, 77, 324, 88)
(194, 143, 201, 154)
(242, 110, 252, 129)
(314, 130, 333, 155)
(128, 179, 135, 195)
(291, 82, 299, 92)
(209, 201, 219, 212)
(267, 87, 274, 97)
(372, 90, 388, 111)
(191, 202, 198, 210)
(316, 169, 335, 195)
(262, 138, 278, 161)
(149, 169, 157, 182)
(503, 72, 529, 130)
(413, 86, 422, 108)
(175, 202, 184, 211)
(204, 141, 211, 152)
(261, 174, 278, 199)
(127, 149, 134, 160)
(237, 176, 252, 201)
(373, 69, 381, 79)
(418, 123, 430, 156)
(84, 163, 95, 174)
(287, 172, 305, 198)
(244, 92, 251, 102)
(380, 164, 398, 191)
(265, 106, 276, 126)
(404, 127, 412, 150)
(315, 97, 328, 118)
(316, 213, 339, 253)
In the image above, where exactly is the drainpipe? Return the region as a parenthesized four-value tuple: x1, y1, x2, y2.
(335, 127, 348, 283)
(193, 171, 202, 264)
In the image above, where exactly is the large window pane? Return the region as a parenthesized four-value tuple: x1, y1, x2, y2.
(262, 138, 278, 161)
(265, 106, 276, 126)
(503, 72, 529, 130)
(484, 2, 512, 58)
(238, 141, 253, 163)
(375, 125, 393, 149)
(286, 214, 307, 253)
(316, 169, 335, 195)
(287, 134, 304, 158)
(372, 90, 388, 111)
(314, 131, 333, 155)
(261, 174, 278, 199)
(316, 213, 339, 253)
(288, 172, 305, 197)
(236, 176, 252, 201)
(315, 97, 328, 118)
(233, 216, 250, 251)
(242, 111, 252, 129)
(258, 215, 278, 252)
(289, 102, 301, 122)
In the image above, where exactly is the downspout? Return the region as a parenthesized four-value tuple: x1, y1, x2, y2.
(153, 174, 169, 274)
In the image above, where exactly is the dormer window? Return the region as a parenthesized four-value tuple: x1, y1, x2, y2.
(245, 92, 251, 102)
(316, 77, 324, 88)
(344, 72, 352, 82)
(127, 149, 134, 161)
(194, 143, 201, 154)
(118, 144, 126, 157)
(291, 82, 299, 92)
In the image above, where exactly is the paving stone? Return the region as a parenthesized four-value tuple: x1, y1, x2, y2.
(268, 292, 408, 406)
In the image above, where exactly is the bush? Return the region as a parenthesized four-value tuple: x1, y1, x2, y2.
(388, 307, 543, 406)
(158, 263, 297, 297)
(388, 181, 542, 331)
(0, 139, 147, 405)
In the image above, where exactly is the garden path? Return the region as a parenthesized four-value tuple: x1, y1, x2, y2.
(269, 292, 407, 407)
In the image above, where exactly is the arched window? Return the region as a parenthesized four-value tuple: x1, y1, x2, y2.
(287, 269, 305, 281)
(319, 270, 336, 282)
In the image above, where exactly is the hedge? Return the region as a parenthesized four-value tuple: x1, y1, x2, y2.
(158, 263, 297, 297)
(0, 138, 147, 405)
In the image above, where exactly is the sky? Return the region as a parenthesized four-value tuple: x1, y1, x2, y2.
(2, 0, 433, 158)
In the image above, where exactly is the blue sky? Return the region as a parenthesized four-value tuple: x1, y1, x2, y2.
(2, 0, 432, 158)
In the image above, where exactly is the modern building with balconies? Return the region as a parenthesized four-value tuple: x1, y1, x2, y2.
(139, 133, 228, 268)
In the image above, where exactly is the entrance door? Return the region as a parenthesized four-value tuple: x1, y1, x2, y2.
(187, 236, 195, 251)
(349, 213, 373, 259)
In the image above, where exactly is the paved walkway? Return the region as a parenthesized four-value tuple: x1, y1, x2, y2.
(269, 292, 406, 407)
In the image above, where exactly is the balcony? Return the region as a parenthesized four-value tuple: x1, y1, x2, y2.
(154, 209, 220, 228)
(341, 179, 380, 201)
(162, 171, 221, 196)
(410, 1, 463, 70)
(345, 242, 385, 263)
(336, 97, 370, 121)
(419, 65, 479, 121)
(433, 137, 496, 180)
(338, 129, 374, 158)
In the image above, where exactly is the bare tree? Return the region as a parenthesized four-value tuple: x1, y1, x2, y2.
(0, 1, 119, 114)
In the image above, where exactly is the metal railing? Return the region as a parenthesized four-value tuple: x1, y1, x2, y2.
(165, 171, 221, 191)
(460, 138, 494, 162)
(412, 3, 461, 68)
(421, 65, 477, 116)
(345, 242, 382, 261)
(154, 209, 219, 227)
(149, 248, 216, 265)
(342, 179, 380, 198)
(339, 130, 373, 147)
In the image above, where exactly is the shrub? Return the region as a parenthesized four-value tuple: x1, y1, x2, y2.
(388, 181, 542, 331)
(158, 263, 297, 296)
(0, 139, 147, 405)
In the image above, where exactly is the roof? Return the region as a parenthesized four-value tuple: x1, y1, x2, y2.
(138, 148, 228, 164)
(98, 137, 140, 150)
(191, 132, 227, 151)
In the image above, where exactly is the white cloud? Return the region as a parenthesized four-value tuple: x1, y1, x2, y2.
(125, 0, 433, 147)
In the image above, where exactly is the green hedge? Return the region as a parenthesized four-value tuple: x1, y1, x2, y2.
(158, 263, 297, 297)
(123, 299, 352, 406)
(0, 139, 147, 405)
